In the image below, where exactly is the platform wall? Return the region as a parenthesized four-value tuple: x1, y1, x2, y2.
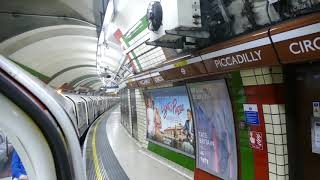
(121, 66, 289, 179)
(193, 66, 288, 180)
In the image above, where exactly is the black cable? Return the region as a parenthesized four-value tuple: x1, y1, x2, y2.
(266, 1, 273, 24)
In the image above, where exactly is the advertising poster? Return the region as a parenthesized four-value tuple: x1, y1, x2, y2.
(188, 80, 238, 180)
(313, 102, 320, 118)
(144, 86, 195, 156)
(311, 117, 320, 154)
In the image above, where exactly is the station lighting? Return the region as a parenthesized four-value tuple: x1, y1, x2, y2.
(56, 89, 63, 95)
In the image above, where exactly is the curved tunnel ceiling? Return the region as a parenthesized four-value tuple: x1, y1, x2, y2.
(74, 77, 101, 88)
(0, 25, 105, 91)
(0, 0, 160, 92)
(0, 0, 105, 24)
(0, 0, 108, 42)
(91, 82, 104, 90)
(0, 0, 119, 93)
(8, 36, 97, 73)
(49, 68, 99, 88)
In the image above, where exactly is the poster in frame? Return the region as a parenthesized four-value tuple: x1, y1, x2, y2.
(144, 86, 195, 157)
(187, 79, 238, 180)
(311, 116, 320, 154)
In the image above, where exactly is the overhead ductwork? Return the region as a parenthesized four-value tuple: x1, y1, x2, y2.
(146, 0, 208, 49)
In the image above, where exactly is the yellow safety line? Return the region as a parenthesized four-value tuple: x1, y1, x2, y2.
(92, 120, 103, 180)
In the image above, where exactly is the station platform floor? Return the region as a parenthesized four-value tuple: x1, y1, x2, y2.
(84, 106, 193, 180)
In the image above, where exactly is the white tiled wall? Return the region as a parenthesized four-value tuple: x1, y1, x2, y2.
(128, 29, 149, 46)
(263, 104, 289, 180)
(136, 47, 166, 70)
(126, 28, 167, 72)
(127, 89, 132, 135)
(135, 89, 149, 148)
(240, 67, 283, 86)
(241, 66, 289, 179)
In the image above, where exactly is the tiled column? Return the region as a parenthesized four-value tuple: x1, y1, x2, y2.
(241, 67, 283, 86)
(135, 89, 149, 148)
(128, 89, 132, 135)
(228, 71, 255, 180)
(240, 66, 288, 180)
(263, 104, 289, 180)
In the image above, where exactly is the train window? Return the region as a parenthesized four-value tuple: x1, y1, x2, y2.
(81, 97, 94, 125)
(76, 102, 88, 135)
(0, 56, 85, 180)
(62, 96, 78, 132)
(64, 98, 76, 118)
(0, 93, 57, 180)
(0, 131, 28, 180)
(0, 130, 13, 179)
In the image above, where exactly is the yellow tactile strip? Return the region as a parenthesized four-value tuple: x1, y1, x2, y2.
(86, 108, 129, 180)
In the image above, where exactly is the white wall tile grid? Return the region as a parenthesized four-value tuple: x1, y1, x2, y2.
(128, 89, 133, 135)
(137, 47, 166, 71)
(126, 28, 167, 72)
(133, 43, 154, 57)
(263, 104, 289, 180)
(135, 89, 149, 148)
(240, 66, 283, 86)
(128, 28, 149, 46)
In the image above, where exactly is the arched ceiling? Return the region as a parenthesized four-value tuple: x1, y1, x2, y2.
(0, 0, 157, 92)
(91, 82, 105, 90)
(0, 25, 104, 91)
(9, 36, 97, 72)
(49, 68, 99, 88)
(74, 77, 101, 87)
(0, 0, 115, 93)
(0, 0, 108, 42)
(0, 25, 97, 56)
